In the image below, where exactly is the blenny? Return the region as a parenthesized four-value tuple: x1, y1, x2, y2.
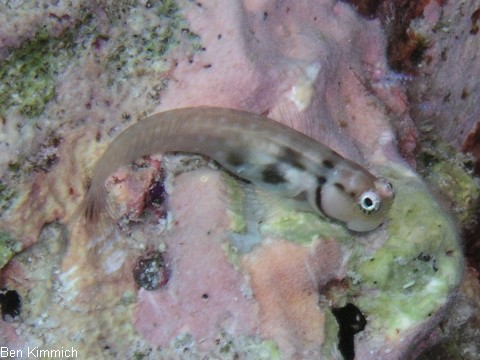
(80, 107, 394, 231)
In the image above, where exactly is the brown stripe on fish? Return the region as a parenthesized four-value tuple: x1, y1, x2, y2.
(261, 164, 286, 184)
(278, 147, 306, 170)
(322, 159, 335, 169)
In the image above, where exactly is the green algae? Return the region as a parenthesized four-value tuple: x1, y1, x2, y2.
(171, 331, 281, 359)
(0, 231, 21, 270)
(104, 0, 201, 84)
(229, 182, 354, 245)
(223, 174, 247, 233)
(222, 242, 241, 271)
(96, 0, 137, 23)
(419, 141, 480, 229)
(249, 340, 282, 359)
(353, 165, 463, 338)
(426, 160, 479, 227)
(216, 337, 281, 359)
(219, 337, 281, 359)
(258, 201, 353, 245)
(0, 0, 201, 118)
(321, 310, 341, 359)
(0, 29, 75, 118)
(0, 8, 95, 118)
(133, 352, 147, 360)
(0, 181, 18, 212)
(157, 0, 179, 17)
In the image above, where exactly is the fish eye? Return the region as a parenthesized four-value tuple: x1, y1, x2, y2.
(359, 190, 381, 214)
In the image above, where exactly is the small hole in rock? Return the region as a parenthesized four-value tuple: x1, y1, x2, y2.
(133, 251, 169, 290)
(0, 289, 21, 321)
(332, 303, 367, 360)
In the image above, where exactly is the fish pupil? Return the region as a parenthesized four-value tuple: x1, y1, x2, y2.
(363, 197, 373, 207)
(359, 191, 381, 214)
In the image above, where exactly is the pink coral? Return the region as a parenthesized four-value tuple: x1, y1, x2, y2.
(135, 170, 259, 349)
(242, 238, 344, 357)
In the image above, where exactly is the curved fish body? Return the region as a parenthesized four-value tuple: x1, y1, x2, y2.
(81, 107, 395, 231)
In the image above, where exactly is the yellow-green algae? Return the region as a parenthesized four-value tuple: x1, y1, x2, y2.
(249, 339, 282, 359)
(0, 231, 21, 270)
(222, 173, 249, 268)
(0, 0, 200, 119)
(223, 173, 247, 234)
(260, 209, 353, 245)
(0, 180, 18, 212)
(0, 25, 79, 118)
(353, 165, 463, 338)
(419, 141, 480, 229)
(172, 332, 281, 359)
(254, 187, 353, 245)
(425, 160, 479, 228)
(321, 310, 342, 359)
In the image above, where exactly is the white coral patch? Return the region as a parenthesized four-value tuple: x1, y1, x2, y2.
(288, 63, 321, 111)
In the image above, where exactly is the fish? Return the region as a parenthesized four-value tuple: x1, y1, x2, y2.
(80, 106, 395, 232)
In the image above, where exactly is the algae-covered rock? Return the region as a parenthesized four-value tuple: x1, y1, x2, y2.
(260, 208, 352, 246)
(427, 160, 479, 227)
(0, 181, 17, 212)
(0, 231, 20, 270)
(222, 160, 464, 357)
(354, 165, 463, 342)
(0, 23, 78, 118)
(419, 142, 480, 230)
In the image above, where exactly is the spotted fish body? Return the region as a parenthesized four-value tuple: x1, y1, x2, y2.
(81, 107, 395, 231)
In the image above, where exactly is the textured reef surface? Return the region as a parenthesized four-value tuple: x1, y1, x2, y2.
(0, 0, 478, 359)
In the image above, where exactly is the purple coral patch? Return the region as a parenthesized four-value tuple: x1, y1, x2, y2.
(146, 177, 167, 207)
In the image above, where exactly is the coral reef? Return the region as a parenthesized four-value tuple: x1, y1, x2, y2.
(0, 0, 476, 359)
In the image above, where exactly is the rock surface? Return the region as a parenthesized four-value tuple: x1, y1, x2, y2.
(0, 0, 473, 359)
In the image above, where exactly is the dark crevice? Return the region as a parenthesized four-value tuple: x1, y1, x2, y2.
(0, 289, 22, 321)
(332, 303, 367, 360)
